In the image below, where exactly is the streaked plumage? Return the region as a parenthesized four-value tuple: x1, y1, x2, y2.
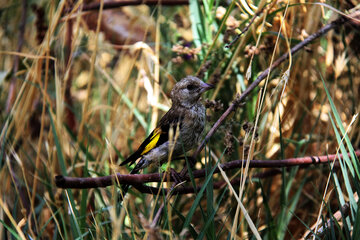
(119, 76, 213, 199)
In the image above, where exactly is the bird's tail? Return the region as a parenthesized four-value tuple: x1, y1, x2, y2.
(118, 158, 148, 202)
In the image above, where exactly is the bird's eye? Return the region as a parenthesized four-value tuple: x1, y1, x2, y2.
(186, 84, 196, 90)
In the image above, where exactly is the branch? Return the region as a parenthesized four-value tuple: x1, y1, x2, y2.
(55, 150, 359, 189)
(64, 0, 189, 13)
(150, 15, 347, 223)
(153, 15, 348, 226)
(193, 16, 346, 159)
(301, 193, 359, 239)
(131, 169, 283, 195)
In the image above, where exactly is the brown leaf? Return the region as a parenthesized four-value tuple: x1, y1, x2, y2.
(83, 5, 154, 45)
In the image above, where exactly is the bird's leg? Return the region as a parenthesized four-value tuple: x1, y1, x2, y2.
(160, 155, 196, 185)
(170, 156, 196, 185)
(169, 168, 184, 186)
(159, 162, 184, 186)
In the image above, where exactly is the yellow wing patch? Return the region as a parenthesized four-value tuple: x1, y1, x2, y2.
(141, 128, 162, 155)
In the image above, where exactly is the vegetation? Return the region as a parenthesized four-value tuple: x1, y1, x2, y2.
(1, 0, 359, 239)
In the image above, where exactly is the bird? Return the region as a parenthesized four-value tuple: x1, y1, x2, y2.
(119, 76, 214, 199)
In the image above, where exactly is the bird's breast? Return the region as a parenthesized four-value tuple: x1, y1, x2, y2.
(178, 104, 205, 151)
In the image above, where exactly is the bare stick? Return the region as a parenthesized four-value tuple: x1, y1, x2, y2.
(64, 0, 190, 13)
(55, 150, 357, 189)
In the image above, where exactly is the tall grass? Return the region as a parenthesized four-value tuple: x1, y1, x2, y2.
(0, 0, 359, 239)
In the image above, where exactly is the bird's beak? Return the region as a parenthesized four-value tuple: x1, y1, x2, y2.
(200, 82, 214, 93)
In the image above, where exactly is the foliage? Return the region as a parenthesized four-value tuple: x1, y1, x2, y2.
(0, 0, 359, 239)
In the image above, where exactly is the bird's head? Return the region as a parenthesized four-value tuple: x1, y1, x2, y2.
(170, 76, 214, 107)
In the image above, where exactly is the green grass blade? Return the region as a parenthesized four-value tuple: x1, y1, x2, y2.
(171, 203, 198, 238)
(197, 186, 228, 240)
(65, 190, 82, 239)
(330, 171, 352, 237)
(96, 66, 148, 129)
(329, 113, 357, 217)
(320, 73, 360, 179)
(258, 181, 276, 239)
(182, 156, 220, 232)
(205, 146, 215, 239)
(48, 105, 67, 175)
(189, 0, 209, 57)
(352, 208, 360, 239)
(0, 219, 21, 239)
(39, 208, 62, 238)
(79, 148, 89, 230)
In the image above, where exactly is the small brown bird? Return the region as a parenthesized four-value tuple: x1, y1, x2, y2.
(119, 76, 214, 198)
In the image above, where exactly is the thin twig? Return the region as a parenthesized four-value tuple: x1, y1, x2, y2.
(225, 5, 267, 48)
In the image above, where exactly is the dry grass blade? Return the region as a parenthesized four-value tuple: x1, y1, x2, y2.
(217, 163, 261, 240)
(1, 1, 360, 239)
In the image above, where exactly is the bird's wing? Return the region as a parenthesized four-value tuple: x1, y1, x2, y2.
(120, 108, 184, 166)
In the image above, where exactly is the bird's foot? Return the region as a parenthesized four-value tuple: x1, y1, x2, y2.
(165, 168, 184, 186)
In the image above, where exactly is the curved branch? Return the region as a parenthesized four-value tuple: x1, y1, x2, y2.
(55, 150, 359, 189)
(192, 16, 346, 159)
